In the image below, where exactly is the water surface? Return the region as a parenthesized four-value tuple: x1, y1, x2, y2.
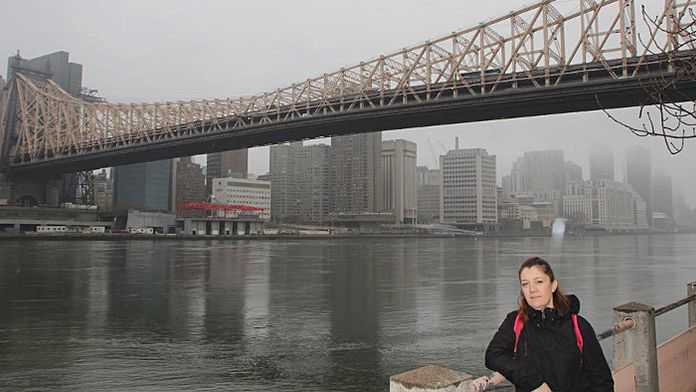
(0, 235, 694, 391)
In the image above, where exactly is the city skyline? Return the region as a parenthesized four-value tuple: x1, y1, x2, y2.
(3, 0, 694, 206)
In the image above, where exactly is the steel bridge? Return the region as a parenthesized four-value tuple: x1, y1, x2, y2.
(2, 0, 696, 177)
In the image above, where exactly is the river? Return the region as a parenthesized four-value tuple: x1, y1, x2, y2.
(0, 234, 694, 391)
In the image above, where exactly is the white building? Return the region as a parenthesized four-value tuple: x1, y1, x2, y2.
(382, 139, 417, 224)
(562, 179, 646, 230)
(563, 181, 593, 224)
(212, 177, 271, 221)
(440, 147, 497, 227)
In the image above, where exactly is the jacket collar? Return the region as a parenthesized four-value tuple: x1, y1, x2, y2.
(526, 294, 580, 323)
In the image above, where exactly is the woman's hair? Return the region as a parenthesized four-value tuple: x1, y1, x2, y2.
(517, 257, 571, 322)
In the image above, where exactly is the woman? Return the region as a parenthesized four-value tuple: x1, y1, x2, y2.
(475, 257, 613, 391)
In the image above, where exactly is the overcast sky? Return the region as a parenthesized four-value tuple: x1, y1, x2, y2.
(3, 0, 695, 206)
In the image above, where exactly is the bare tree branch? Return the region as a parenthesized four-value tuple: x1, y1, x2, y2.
(601, 3, 696, 155)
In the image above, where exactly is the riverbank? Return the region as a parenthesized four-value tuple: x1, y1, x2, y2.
(0, 230, 687, 241)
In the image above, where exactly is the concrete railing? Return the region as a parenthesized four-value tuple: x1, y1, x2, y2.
(390, 281, 696, 392)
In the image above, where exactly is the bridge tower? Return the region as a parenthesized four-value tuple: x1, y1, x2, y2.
(0, 51, 94, 207)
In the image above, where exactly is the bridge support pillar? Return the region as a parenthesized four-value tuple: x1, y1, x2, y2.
(688, 281, 696, 328)
(0, 172, 61, 207)
(612, 302, 659, 392)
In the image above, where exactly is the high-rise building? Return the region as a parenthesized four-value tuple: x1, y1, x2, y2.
(626, 146, 653, 226)
(589, 147, 615, 181)
(173, 157, 205, 217)
(206, 149, 248, 194)
(652, 170, 673, 217)
(565, 161, 583, 183)
(93, 169, 113, 212)
(269, 141, 332, 224)
(416, 166, 440, 223)
(510, 150, 565, 200)
(332, 132, 383, 214)
(382, 139, 417, 224)
(417, 184, 440, 223)
(416, 166, 439, 186)
(113, 160, 173, 212)
(212, 177, 271, 221)
(501, 174, 513, 195)
(440, 148, 497, 228)
(7, 51, 82, 96)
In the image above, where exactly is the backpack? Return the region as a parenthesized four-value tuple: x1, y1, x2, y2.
(512, 312, 584, 356)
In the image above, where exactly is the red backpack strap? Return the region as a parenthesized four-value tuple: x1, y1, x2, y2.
(571, 314, 584, 353)
(513, 313, 524, 354)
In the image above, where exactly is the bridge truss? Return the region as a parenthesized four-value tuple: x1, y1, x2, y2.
(1, 0, 695, 171)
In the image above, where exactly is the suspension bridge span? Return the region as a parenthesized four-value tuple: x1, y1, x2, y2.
(2, 0, 696, 177)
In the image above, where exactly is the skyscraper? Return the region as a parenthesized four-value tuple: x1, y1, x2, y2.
(510, 150, 565, 200)
(93, 169, 113, 212)
(440, 148, 497, 228)
(173, 157, 205, 217)
(206, 149, 248, 194)
(565, 161, 583, 183)
(417, 166, 440, 223)
(332, 132, 383, 214)
(416, 166, 440, 186)
(113, 160, 173, 212)
(653, 170, 673, 217)
(269, 141, 332, 224)
(382, 139, 417, 224)
(625, 146, 653, 226)
(589, 147, 615, 181)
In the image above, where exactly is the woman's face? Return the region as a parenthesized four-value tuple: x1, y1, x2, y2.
(520, 265, 558, 311)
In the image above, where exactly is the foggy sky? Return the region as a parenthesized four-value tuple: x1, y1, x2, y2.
(2, 0, 695, 206)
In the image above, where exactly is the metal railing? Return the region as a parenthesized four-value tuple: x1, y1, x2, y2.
(390, 281, 696, 392)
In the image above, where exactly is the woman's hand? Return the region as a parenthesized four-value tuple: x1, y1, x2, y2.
(471, 372, 507, 391)
(489, 372, 506, 385)
(532, 382, 553, 392)
(471, 376, 490, 391)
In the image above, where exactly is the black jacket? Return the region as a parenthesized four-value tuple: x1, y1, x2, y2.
(485, 295, 613, 392)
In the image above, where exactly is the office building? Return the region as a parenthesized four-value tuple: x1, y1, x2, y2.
(510, 150, 565, 200)
(113, 160, 173, 212)
(565, 161, 583, 183)
(652, 170, 673, 217)
(173, 157, 206, 217)
(382, 139, 417, 224)
(416, 166, 440, 223)
(7, 51, 82, 96)
(332, 132, 383, 214)
(93, 169, 113, 212)
(206, 149, 248, 195)
(562, 179, 647, 229)
(212, 177, 271, 221)
(440, 148, 497, 228)
(626, 146, 653, 226)
(589, 147, 615, 181)
(269, 141, 332, 224)
(417, 166, 440, 186)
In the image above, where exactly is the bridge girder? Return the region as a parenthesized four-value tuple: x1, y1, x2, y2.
(1, 0, 696, 177)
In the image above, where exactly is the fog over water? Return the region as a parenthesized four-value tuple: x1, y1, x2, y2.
(2, 0, 695, 206)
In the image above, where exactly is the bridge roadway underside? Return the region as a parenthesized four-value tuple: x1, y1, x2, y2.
(9, 73, 696, 178)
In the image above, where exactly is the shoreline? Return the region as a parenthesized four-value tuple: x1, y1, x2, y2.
(0, 231, 688, 241)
